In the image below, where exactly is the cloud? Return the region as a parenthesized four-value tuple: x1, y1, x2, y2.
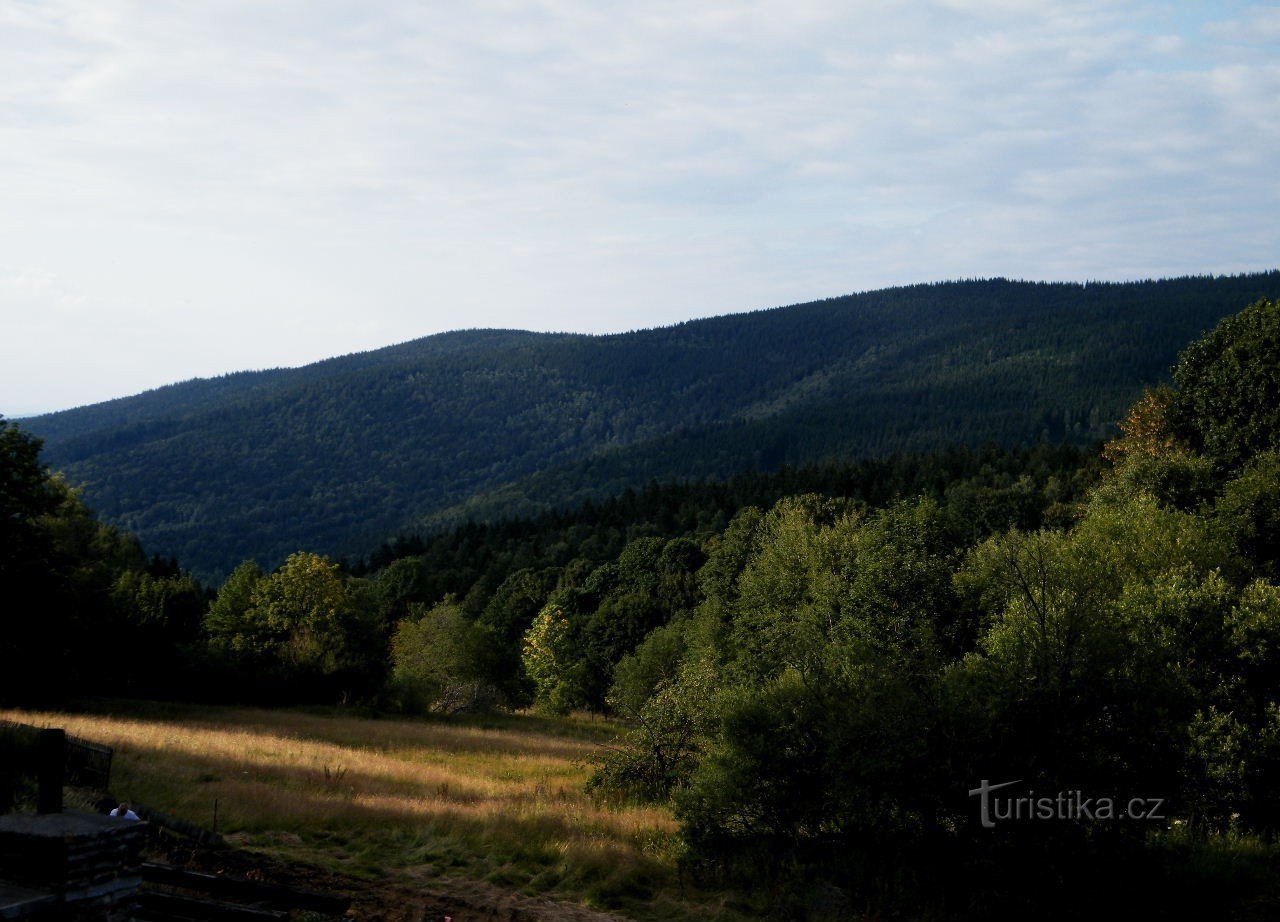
(1, 0, 1276, 411)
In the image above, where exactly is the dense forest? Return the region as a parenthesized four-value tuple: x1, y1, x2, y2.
(0, 415, 1097, 707)
(6, 293, 1280, 917)
(22, 272, 1280, 580)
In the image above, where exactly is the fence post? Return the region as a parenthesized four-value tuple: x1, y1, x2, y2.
(36, 729, 65, 814)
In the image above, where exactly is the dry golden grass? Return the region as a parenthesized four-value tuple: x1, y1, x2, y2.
(0, 703, 719, 918)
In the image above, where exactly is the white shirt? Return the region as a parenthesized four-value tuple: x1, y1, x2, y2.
(110, 807, 140, 820)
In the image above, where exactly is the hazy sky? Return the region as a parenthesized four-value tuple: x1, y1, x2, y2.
(2, 1, 1277, 415)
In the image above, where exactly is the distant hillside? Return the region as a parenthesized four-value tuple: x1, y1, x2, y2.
(19, 273, 1280, 580)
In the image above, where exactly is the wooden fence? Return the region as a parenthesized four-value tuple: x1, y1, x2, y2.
(0, 720, 114, 814)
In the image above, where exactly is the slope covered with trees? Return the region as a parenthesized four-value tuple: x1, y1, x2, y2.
(570, 297, 1280, 918)
(21, 272, 1280, 580)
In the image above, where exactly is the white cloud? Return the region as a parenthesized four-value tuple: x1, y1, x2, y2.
(0, 0, 1276, 412)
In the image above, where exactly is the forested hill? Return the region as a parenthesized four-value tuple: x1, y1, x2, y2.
(21, 272, 1280, 580)
(26, 329, 557, 442)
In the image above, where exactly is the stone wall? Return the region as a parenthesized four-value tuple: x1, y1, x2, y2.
(0, 811, 146, 921)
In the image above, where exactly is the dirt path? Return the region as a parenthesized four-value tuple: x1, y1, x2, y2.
(153, 842, 629, 922)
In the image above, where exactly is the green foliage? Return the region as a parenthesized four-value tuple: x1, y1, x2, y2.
(0, 416, 208, 702)
(516, 535, 709, 713)
(588, 660, 721, 804)
(1226, 580, 1280, 681)
(0, 416, 62, 576)
(477, 568, 560, 647)
(243, 552, 356, 672)
(582, 494, 958, 903)
(957, 498, 1237, 804)
(472, 567, 559, 705)
(1216, 452, 1280, 577)
(1092, 446, 1218, 511)
(1171, 298, 1280, 468)
(522, 603, 585, 715)
(718, 497, 953, 685)
(110, 568, 206, 668)
(204, 552, 389, 699)
(373, 556, 433, 622)
(389, 600, 496, 713)
(205, 561, 266, 653)
(609, 620, 690, 716)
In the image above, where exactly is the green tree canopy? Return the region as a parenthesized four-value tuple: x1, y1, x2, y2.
(1171, 298, 1280, 468)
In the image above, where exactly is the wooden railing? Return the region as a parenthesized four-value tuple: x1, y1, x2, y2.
(0, 720, 114, 814)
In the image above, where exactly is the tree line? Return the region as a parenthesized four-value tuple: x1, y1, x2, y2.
(0, 422, 1096, 710)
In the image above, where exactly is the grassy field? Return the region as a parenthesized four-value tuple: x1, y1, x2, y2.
(0, 702, 740, 920)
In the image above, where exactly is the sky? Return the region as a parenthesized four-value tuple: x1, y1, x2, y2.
(2, 1, 1277, 416)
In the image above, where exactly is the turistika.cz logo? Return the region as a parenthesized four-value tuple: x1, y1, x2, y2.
(968, 779, 1166, 829)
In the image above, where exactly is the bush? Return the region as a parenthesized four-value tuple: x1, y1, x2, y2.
(389, 600, 498, 713)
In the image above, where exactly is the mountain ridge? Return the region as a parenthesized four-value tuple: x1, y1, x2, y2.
(19, 272, 1280, 580)
(29, 328, 560, 442)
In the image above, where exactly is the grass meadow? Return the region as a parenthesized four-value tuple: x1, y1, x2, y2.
(0, 702, 742, 919)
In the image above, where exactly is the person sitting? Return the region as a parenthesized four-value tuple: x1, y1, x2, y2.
(110, 801, 140, 820)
